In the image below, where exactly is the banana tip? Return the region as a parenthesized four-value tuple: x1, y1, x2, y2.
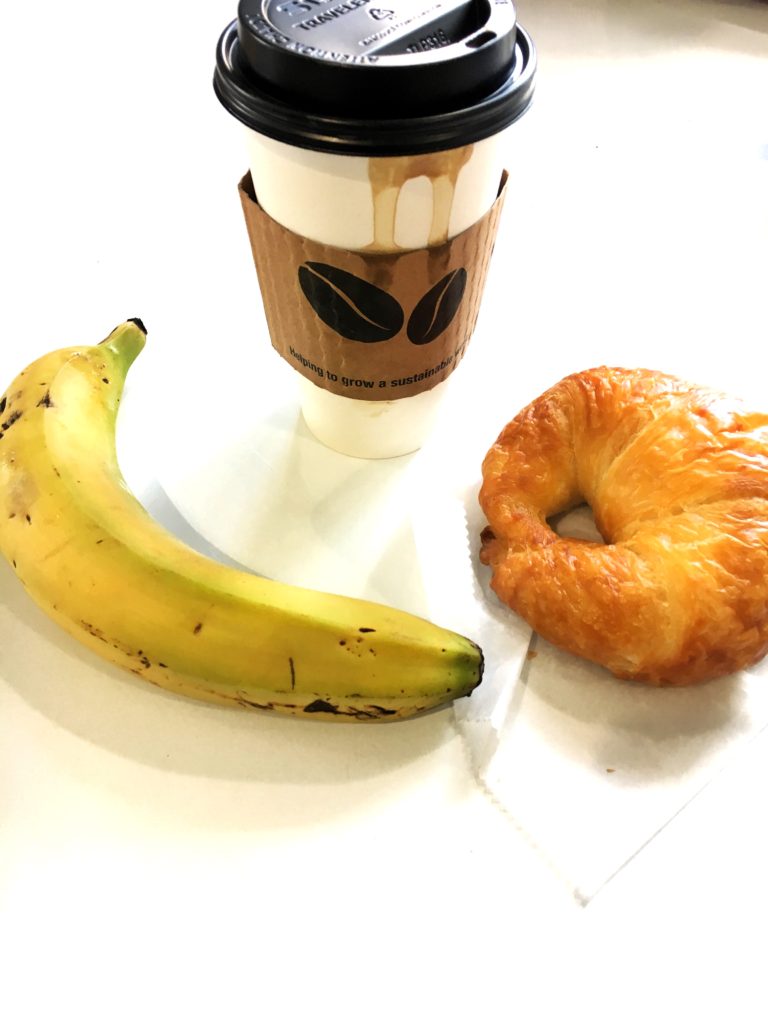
(127, 316, 147, 335)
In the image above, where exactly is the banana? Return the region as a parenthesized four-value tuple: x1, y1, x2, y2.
(0, 320, 482, 720)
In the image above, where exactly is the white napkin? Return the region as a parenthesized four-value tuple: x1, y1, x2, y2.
(413, 485, 768, 904)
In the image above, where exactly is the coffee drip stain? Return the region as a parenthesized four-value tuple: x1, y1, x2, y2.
(367, 252, 399, 292)
(366, 145, 474, 251)
(426, 240, 453, 286)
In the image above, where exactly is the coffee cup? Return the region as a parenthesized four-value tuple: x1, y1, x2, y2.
(215, 0, 536, 458)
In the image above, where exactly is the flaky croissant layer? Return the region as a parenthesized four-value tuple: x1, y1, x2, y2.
(479, 367, 768, 685)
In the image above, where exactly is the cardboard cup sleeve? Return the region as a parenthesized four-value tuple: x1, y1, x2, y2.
(238, 170, 508, 402)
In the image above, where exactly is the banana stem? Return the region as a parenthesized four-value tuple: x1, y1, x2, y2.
(100, 319, 147, 371)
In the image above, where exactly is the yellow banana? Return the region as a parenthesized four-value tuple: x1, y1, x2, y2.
(0, 320, 482, 720)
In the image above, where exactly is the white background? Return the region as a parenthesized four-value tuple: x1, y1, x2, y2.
(1, 1, 768, 1020)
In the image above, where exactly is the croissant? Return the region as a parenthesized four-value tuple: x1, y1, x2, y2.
(479, 367, 768, 685)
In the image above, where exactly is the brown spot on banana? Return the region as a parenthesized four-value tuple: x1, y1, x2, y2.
(304, 699, 340, 715)
(302, 699, 396, 719)
(1, 410, 22, 431)
(236, 697, 275, 711)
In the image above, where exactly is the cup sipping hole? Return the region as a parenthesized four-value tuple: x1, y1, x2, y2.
(466, 30, 496, 49)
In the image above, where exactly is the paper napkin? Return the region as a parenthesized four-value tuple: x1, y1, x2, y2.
(413, 484, 768, 904)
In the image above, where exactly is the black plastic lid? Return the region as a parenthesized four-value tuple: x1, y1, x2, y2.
(213, 0, 536, 156)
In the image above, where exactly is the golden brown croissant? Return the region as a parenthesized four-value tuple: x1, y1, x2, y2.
(479, 367, 768, 685)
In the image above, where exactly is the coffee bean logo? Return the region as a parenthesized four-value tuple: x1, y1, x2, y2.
(298, 262, 404, 343)
(407, 268, 467, 345)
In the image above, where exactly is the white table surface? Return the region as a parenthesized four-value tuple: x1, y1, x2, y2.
(2, 1, 767, 1020)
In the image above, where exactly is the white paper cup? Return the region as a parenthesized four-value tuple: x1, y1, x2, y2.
(214, 0, 536, 458)
(244, 130, 509, 457)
